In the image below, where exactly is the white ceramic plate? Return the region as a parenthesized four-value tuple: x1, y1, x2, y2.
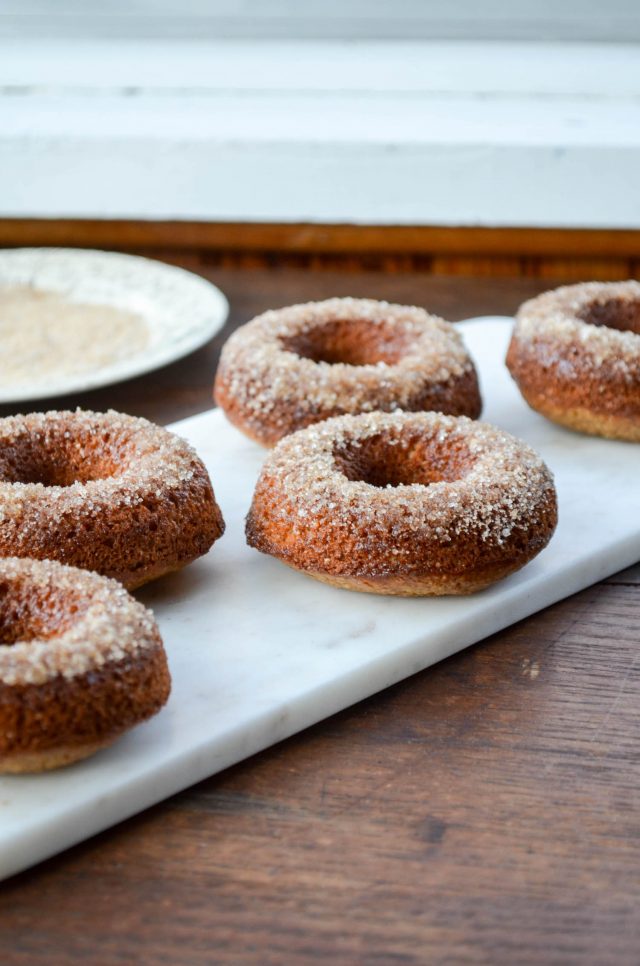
(0, 247, 229, 402)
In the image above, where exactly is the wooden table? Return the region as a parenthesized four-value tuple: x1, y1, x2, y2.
(1, 264, 639, 964)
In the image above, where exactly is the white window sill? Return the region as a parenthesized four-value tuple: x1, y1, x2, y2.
(1, 40, 639, 228)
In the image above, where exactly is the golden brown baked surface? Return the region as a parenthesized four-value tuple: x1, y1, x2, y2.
(214, 297, 481, 446)
(506, 281, 640, 441)
(0, 409, 225, 588)
(0, 557, 171, 772)
(246, 411, 558, 596)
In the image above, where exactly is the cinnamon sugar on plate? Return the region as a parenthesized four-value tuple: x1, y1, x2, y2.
(0, 286, 149, 388)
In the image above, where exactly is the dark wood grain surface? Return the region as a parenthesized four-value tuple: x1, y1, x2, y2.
(1, 261, 639, 965)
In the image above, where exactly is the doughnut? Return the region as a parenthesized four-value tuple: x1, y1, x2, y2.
(214, 297, 481, 446)
(246, 411, 557, 596)
(507, 280, 640, 441)
(0, 409, 225, 588)
(0, 557, 170, 772)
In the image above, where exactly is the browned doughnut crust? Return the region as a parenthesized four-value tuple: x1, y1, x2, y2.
(506, 281, 640, 441)
(246, 411, 557, 596)
(0, 409, 225, 588)
(0, 557, 171, 772)
(214, 298, 481, 446)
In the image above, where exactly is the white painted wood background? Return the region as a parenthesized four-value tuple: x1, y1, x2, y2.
(0, 4, 639, 227)
(2, 1, 640, 42)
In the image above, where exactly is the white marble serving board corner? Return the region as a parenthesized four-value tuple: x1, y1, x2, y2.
(1, 317, 639, 881)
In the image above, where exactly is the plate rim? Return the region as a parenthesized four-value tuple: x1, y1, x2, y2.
(0, 247, 229, 404)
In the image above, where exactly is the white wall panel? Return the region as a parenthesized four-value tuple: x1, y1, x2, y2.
(1, 39, 638, 226)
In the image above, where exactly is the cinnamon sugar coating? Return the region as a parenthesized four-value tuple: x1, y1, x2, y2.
(214, 298, 481, 446)
(246, 411, 557, 596)
(0, 557, 170, 771)
(507, 281, 640, 441)
(0, 409, 225, 588)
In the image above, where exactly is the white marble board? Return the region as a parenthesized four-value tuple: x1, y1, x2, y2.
(1, 317, 639, 881)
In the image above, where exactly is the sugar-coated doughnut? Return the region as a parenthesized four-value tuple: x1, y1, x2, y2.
(0, 557, 170, 772)
(0, 409, 225, 588)
(246, 411, 557, 596)
(214, 298, 481, 446)
(507, 281, 640, 441)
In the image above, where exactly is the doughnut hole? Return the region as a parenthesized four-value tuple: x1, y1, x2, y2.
(280, 319, 414, 366)
(578, 297, 640, 335)
(333, 431, 474, 488)
(0, 577, 84, 644)
(0, 423, 140, 486)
